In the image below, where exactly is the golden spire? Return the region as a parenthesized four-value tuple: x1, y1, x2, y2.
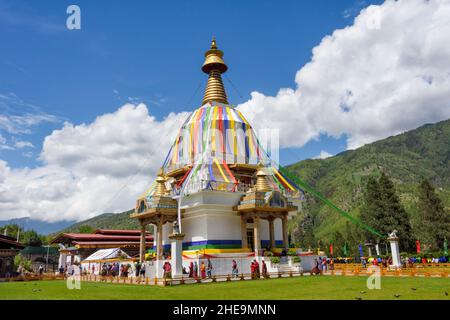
(154, 168, 168, 196)
(255, 163, 272, 192)
(201, 37, 229, 105)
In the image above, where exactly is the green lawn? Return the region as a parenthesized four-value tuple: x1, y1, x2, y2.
(0, 276, 448, 300)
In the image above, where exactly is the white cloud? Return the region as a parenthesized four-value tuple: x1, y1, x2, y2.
(0, 104, 188, 222)
(0, 134, 13, 150)
(13, 140, 34, 149)
(314, 150, 333, 160)
(0, 93, 61, 135)
(238, 0, 450, 150)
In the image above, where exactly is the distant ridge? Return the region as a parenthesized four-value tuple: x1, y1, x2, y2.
(0, 217, 75, 235)
(288, 118, 450, 243)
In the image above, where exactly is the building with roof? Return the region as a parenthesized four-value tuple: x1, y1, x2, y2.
(51, 229, 153, 268)
(131, 39, 303, 266)
(0, 234, 25, 278)
(20, 246, 60, 273)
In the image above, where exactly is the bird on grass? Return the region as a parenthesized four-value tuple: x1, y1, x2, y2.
(394, 294, 401, 298)
(360, 291, 366, 294)
(411, 288, 417, 291)
(445, 291, 448, 296)
(355, 297, 363, 300)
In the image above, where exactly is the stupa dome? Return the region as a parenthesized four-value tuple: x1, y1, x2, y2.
(140, 39, 302, 199)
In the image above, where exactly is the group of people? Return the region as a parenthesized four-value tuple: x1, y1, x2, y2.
(359, 255, 449, 268)
(250, 259, 268, 279)
(312, 257, 335, 275)
(134, 261, 146, 278)
(186, 259, 214, 279)
(77, 262, 141, 278)
(362, 257, 392, 268)
(404, 256, 448, 264)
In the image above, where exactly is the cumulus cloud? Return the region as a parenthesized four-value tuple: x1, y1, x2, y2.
(238, 0, 450, 150)
(0, 104, 188, 221)
(314, 150, 333, 160)
(13, 140, 34, 149)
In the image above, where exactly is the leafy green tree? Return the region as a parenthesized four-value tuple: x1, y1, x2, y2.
(14, 254, 32, 272)
(292, 212, 316, 249)
(0, 224, 20, 239)
(22, 230, 43, 247)
(330, 231, 346, 256)
(415, 179, 450, 251)
(360, 176, 383, 242)
(361, 173, 414, 252)
(77, 225, 96, 234)
(1, 225, 46, 246)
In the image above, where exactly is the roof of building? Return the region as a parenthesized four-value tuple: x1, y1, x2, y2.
(72, 241, 153, 248)
(0, 234, 25, 249)
(94, 229, 147, 236)
(20, 246, 59, 255)
(82, 248, 131, 262)
(50, 229, 153, 247)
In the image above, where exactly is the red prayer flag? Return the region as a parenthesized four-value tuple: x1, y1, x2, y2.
(416, 240, 421, 253)
(329, 244, 333, 255)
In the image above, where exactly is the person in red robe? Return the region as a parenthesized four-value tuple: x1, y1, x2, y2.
(250, 261, 256, 279)
(261, 260, 268, 278)
(200, 261, 206, 279)
(189, 262, 194, 278)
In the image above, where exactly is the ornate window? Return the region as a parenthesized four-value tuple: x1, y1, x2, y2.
(268, 192, 285, 208)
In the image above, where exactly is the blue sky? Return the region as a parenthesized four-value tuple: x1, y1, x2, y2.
(0, 0, 382, 168)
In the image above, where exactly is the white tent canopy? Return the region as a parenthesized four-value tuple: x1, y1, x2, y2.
(82, 248, 130, 262)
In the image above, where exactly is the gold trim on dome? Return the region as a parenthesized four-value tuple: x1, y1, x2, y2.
(202, 38, 229, 105)
(255, 164, 272, 192)
(154, 168, 168, 196)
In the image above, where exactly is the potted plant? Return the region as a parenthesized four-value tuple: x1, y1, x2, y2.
(292, 256, 302, 264)
(270, 256, 281, 265)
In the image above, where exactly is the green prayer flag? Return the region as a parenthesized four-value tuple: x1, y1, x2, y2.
(343, 243, 349, 256)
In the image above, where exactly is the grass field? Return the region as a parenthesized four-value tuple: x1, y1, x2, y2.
(0, 276, 449, 300)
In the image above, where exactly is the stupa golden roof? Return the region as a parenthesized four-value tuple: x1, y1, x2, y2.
(202, 38, 229, 105)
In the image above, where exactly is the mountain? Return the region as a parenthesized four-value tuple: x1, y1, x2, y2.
(0, 217, 75, 235)
(287, 118, 450, 245)
(55, 210, 139, 235)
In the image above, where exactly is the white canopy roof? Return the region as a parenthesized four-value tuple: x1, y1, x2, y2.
(82, 248, 130, 262)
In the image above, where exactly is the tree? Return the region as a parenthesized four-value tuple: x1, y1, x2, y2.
(360, 176, 383, 243)
(14, 254, 32, 272)
(415, 179, 450, 251)
(330, 231, 346, 256)
(361, 173, 414, 252)
(0, 224, 21, 239)
(378, 173, 414, 251)
(77, 225, 95, 234)
(22, 230, 43, 247)
(1, 225, 46, 246)
(292, 212, 316, 249)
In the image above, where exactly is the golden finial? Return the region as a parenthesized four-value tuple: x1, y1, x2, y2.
(154, 168, 168, 196)
(201, 37, 229, 105)
(255, 162, 272, 192)
(211, 37, 218, 49)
